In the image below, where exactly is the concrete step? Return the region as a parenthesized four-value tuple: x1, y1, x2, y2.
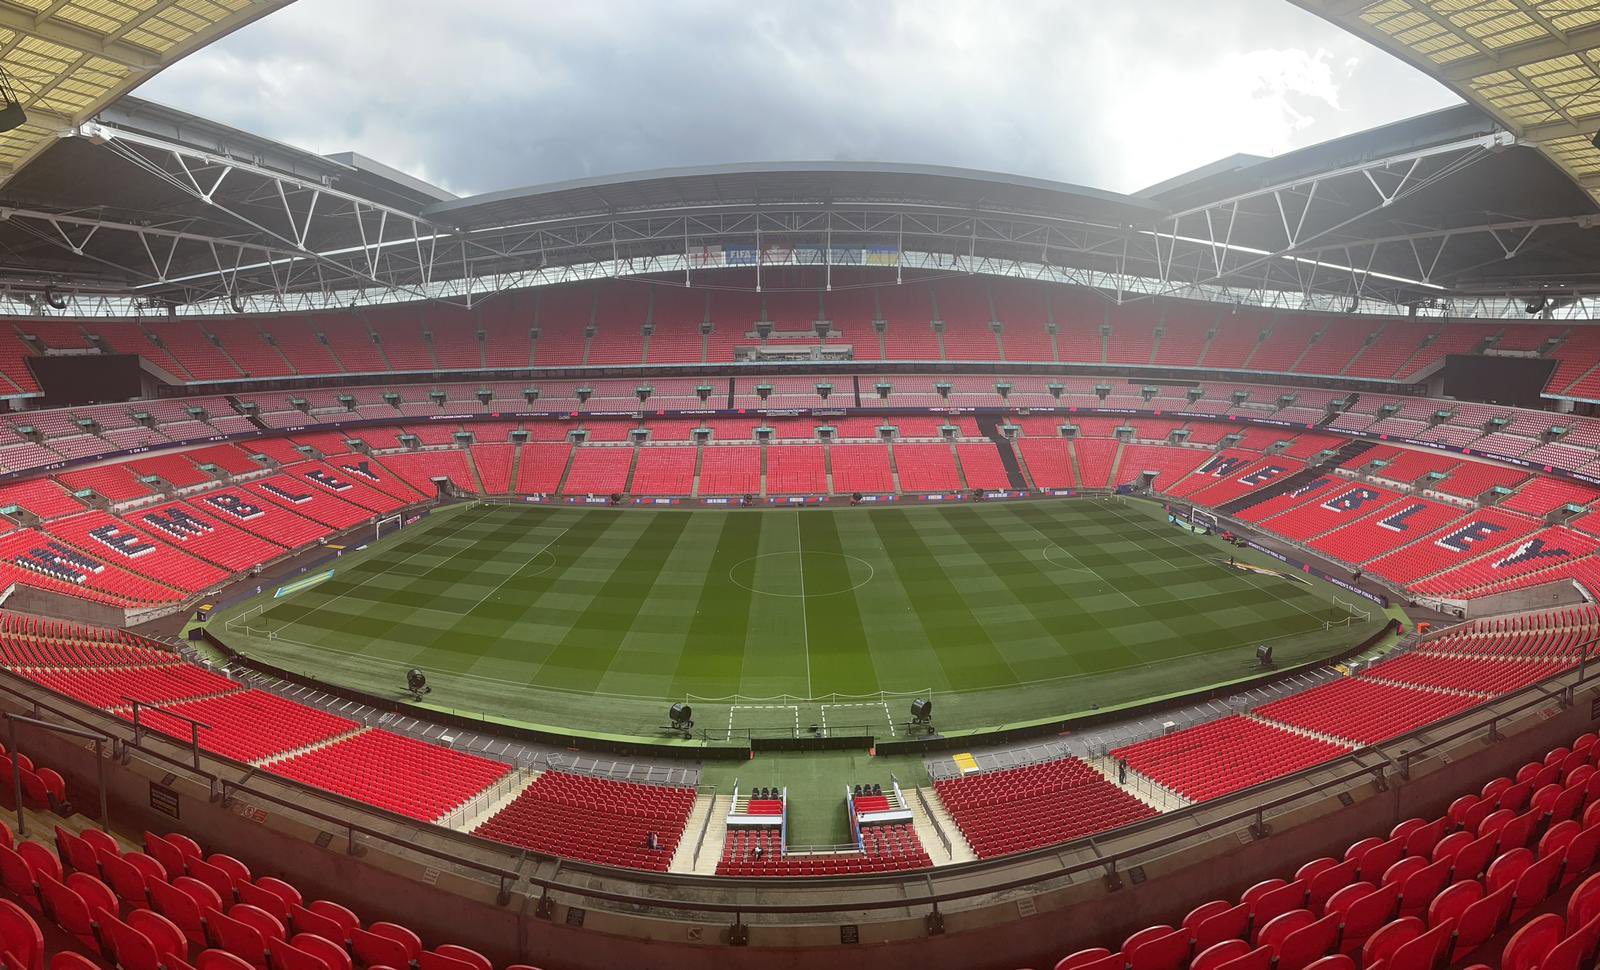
(1086, 754, 1190, 813)
(909, 786, 977, 864)
(453, 767, 541, 832)
(671, 792, 726, 874)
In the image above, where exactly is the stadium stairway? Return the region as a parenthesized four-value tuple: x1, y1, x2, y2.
(224, 395, 270, 433)
(669, 791, 725, 874)
(974, 415, 1030, 490)
(1214, 439, 1378, 517)
(1316, 392, 1359, 427)
(908, 786, 977, 864)
(1085, 755, 1190, 813)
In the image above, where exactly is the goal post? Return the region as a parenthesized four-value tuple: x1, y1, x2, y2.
(375, 513, 404, 542)
(1190, 508, 1219, 532)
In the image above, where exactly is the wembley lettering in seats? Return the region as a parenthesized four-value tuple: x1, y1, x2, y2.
(260, 481, 313, 504)
(87, 523, 157, 559)
(1239, 465, 1287, 487)
(1377, 503, 1430, 533)
(16, 542, 104, 583)
(304, 469, 351, 492)
(1286, 477, 1332, 498)
(142, 506, 215, 540)
(1321, 488, 1382, 513)
(1436, 519, 1505, 552)
(340, 460, 380, 482)
(1493, 536, 1573, 569)
(202, 494, 265, 520)
(1200, 455, 1249, 477)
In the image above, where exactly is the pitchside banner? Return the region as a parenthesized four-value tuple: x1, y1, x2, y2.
(1242, 540, 1390, 608)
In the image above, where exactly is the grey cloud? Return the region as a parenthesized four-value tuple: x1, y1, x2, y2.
(136, 0, 1462, 198)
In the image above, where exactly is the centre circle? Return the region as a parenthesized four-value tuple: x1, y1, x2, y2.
(727, 551, 875, 597)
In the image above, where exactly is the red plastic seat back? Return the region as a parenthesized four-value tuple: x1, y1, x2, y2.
(1426, 880, 1483, 928)
(104, 913, 164, 970)
(351, 927, 411, 970)
(195, 951, 255, 970)
(290, 935, 351, 970)
(209, 909, 267, 970)
(14, 845, 58, 884)
(1275, 913, 1340, 970)
(1387, 917, 1453, 970)
(1361, 916, 1423, 968)
(1501, 912, 1564, 970)
(1194, 903, 1250, 951)
(1570, 871, 1600, 927)
(0, 898, 42, 970)
(1486, 848, 1533, 892)
(127, 910, 186, 961)
(1190, 941, 1250, 970)
(1452, 884, 1513, 959)
(1124, 927, 1188, 970)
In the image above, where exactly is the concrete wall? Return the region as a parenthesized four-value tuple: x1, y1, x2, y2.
(1462, 579, 1589, 619)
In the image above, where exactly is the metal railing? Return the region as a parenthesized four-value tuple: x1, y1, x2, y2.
(689, 784, 720, 870)
(909, 782, 954, 860)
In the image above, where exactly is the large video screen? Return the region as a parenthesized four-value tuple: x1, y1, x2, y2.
(28, 354, 144, 407)
(1440, 353, 1557, 408)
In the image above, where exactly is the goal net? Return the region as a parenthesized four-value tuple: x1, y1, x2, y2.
(1190, 508, 1219, 532)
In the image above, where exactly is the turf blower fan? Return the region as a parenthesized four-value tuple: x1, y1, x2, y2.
(667, 703, 694, 739)
(406, 668, 432, 700)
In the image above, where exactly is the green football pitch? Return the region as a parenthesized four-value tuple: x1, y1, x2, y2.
(213, 497, 1389, 741)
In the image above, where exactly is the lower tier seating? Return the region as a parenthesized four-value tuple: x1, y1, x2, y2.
(125, 691, 359, 765)
(264, 729, 511, 823)
(1363, 654, 1569, 696)
(1110, 716, 1351, 802)
(933, 758, 1157, 859)
(715, 823, 931, 876)
(1254, 679, 1480, 745)
(473, 771, 695, 872)
(21, 666, 240, 712)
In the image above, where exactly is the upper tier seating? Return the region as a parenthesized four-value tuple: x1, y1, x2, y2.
(934, 758, 1157, 859)
(474, 771, 695, 872)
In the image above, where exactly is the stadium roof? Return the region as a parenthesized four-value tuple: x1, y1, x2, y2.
(424, 161, 1163, 229)
(6, 12, 1600, 317)
(1292, 0, 1600, 205)
(0, 0, 290, 179)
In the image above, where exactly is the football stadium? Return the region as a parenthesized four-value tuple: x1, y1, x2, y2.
(4, 2, 1600, 969)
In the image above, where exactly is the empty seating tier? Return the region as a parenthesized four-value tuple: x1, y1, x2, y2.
(474, 771, 695, 872)
(1110, 716, 1350, 802)
(934, 758, 1157, 859)
(265, 728, 512, 822)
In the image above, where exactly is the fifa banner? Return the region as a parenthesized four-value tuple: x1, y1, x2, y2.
(1243, 540, 1390, 608)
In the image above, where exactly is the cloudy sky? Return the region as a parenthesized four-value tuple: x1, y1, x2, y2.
(137, 0, 1463, 199)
